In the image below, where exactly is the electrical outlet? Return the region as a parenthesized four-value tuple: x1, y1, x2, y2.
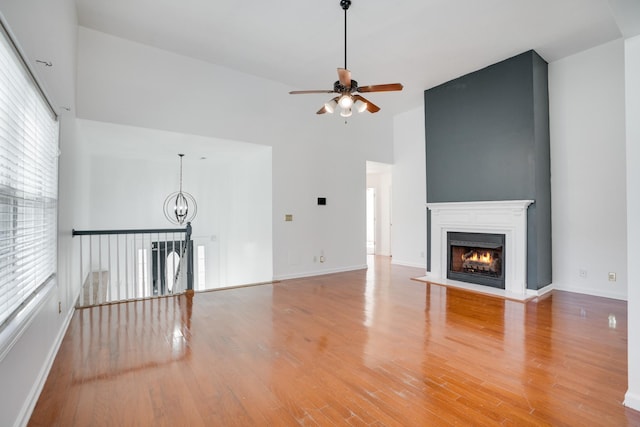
(320, 256, 325, 263)
(608, 272, 616, 282)
(579, 269, 587, 278)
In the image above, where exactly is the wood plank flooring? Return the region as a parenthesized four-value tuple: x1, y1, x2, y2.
(29, 257, 640, 426)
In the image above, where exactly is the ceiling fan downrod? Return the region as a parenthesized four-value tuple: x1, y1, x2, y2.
(341, 0, 351, 70)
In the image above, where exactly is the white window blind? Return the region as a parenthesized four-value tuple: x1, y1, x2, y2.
(0, 21, 59, 329)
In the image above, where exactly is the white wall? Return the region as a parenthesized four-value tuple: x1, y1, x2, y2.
(76, 27, 395, 281)
(272, 140, 373, 278)
(624, 34, 640, 412)
(391, 106, 426, 268)
(0, 1, 82, 427)
(79, 119, 273, 288)
(548, 39, 628, 300)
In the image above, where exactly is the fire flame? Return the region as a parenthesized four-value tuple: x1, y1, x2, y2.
(462, 251, 493, 264)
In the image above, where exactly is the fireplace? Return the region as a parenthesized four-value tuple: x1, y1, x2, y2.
(423, 200, 533, 299)
(447, 232, 505, 289)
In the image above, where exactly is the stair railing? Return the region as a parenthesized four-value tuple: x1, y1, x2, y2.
(72, 223, 193, 307)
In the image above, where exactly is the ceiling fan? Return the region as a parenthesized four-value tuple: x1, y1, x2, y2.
(289, 0, 403, 117)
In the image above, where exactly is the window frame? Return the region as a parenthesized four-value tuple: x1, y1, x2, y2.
(0, 16, 59, 362)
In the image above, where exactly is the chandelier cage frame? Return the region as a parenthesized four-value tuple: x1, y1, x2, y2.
(163, 153, 198, 225)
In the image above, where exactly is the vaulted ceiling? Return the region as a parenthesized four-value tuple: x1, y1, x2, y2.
(76, 0, 639, 115)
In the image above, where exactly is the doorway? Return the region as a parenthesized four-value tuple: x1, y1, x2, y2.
(366, 188, 376, 254)
(366, 161, 392, 259)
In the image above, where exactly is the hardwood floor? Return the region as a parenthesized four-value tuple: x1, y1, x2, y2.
(30, 256, 640, 426)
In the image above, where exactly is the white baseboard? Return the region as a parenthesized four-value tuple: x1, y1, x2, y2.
(16, 305, 75, 427)
(624, 391, 640, 412)
(274, 264, 368, 281)
(526, 283, 554, 298)
(553, 284, 627, 301)
(372, 251, 392, 257)
(390, 259, 426, 269)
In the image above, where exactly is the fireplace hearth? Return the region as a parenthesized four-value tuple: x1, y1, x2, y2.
(447, 232, 505, 289)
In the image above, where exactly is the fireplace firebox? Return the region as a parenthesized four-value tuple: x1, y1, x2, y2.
(447, 232, 505, 289)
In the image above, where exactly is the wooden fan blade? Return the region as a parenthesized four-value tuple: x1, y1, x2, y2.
(290, 89, 335, 94)
(337, 68, 352, 87)
(357, 83, 403, 93)
(353, 94, 380, 113)
(316, 105, 328, 114)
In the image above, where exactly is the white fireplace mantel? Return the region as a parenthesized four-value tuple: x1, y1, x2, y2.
(424, 200, 534, 299)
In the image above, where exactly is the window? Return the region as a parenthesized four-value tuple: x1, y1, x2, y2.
(136, 248, 149, 296)
(197, 245, 206, 290)
(0, 20, 59, 340)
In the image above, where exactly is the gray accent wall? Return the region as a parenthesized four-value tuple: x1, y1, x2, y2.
(424, 50, 551, 290)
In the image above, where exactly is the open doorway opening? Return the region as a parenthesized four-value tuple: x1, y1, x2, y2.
(366, 161, 392, 262)
(366, 188, 376, 254)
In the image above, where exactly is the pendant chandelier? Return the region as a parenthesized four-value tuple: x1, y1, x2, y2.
(163, 154, 197, 225)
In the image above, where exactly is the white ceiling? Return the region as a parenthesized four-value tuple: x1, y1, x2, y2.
(75, 0, 637, 115)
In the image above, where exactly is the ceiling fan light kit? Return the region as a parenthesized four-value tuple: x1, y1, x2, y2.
(324, 98, 338, 114)
(289, 0, 403, 117)
(354, 99, 367, 113)
(338, 94, 354, 109)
